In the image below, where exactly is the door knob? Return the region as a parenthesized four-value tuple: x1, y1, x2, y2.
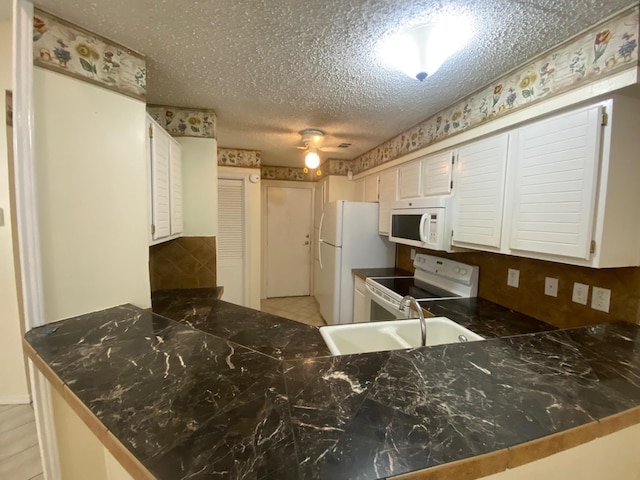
(304, 240, 310, 245)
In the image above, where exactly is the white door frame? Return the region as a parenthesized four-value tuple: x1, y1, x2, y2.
(261, 179, 314, 299)
(12, 0, 62, 478)
(218, 172, 250, 306)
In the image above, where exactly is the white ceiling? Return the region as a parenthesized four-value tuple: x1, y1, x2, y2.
(32, 0, 638, 167)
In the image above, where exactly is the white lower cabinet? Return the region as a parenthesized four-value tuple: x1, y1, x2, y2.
(353, 275, 369, 323)
(147, 115, 183, 244)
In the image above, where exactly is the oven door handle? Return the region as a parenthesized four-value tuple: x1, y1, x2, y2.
(365, 283, 401, 311)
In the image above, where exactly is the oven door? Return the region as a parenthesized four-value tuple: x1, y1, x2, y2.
(364, 283, 414, 322)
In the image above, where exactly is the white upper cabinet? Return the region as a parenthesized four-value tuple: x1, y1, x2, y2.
(377, 168, 398, 235)
(504, 96, 640, 268)
(508, 104, 602, 260)
(421, 150, 453, 196)
(363, 174, 379, 202)
(147, 115, 183, 244)
(397, 159, 422, 199)
(452, 132, 509, 249)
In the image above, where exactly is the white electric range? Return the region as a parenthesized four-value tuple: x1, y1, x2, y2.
(363, 254, 479, 322)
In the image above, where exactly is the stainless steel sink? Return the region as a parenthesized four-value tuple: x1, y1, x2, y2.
(320, 317, 483, 355)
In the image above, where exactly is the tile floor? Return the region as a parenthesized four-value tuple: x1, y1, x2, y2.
(0, 404, 43, 480)
(260, 296, 326, 326)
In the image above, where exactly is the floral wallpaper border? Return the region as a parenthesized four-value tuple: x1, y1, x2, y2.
(217, 148, 260, 167)
(33, 9, 146, 101)
(353, 7, 640, 174)
(147, 105, 217, 139)
(261, 166, 316, 182)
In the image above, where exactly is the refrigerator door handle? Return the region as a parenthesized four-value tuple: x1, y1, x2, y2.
(318, 212, 325, 269)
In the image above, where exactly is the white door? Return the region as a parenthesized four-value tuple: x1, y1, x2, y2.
(266, 185, 313, 297)
(218, 177, 247, 305)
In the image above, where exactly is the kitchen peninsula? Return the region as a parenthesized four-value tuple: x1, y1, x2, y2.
(23, 289, 640, 480)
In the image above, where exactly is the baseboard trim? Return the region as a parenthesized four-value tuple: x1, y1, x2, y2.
(0, 394, 32, 405)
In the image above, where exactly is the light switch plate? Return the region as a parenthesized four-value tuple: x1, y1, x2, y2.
(591, 286, 611, 313)
(545, 277, 558, 297)
(507, 268, 520, 288)
(572, 282, 589, 305)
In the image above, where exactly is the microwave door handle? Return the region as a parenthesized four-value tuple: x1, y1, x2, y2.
(419, 214, 429, 243)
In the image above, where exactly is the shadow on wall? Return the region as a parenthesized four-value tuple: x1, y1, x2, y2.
(396, 245, 640, 329)
(149, 236, 217, 291)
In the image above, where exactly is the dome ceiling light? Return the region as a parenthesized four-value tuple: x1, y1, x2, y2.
(379, 16, 474, 81)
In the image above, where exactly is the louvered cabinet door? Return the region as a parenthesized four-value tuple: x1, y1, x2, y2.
(509, 105, 603, 259)
(397, 160, 422, 199)
(377, 168, 397, 235)
(452, 133, 509, 248)
(169, 140, 183, 235)
(422, 150, 453, 196)
(150, 123, 171, 240)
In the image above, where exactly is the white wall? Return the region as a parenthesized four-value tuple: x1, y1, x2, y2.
(34, 69, 150, 321)
(0, 19, 30, 404)
(178, 137, 218, 236)
(33, 68, 151, 480)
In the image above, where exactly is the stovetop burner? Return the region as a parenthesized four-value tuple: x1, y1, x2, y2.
(371, 277, 461, 301)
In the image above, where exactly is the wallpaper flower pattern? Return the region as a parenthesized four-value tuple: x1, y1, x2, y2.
(147, 106, 217, 138)
(33, 9, 146, 100)
(352, 7, 639, 174)
(261, 166, 315, 182)
(218, 148, 261, 167)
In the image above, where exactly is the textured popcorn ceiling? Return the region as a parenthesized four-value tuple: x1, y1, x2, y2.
(34, 0, 638, 167)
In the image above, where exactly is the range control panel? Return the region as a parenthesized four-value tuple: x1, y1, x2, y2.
(413, 254, 477, 286)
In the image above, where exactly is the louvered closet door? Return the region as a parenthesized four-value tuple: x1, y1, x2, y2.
(452, 133, 509, 248)
(509, 105, 602, 259)
(218, 178, 246, 306)
(151, 126, 171, 240)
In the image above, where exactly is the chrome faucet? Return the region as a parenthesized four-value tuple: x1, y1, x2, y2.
(400, 295, 427, 347)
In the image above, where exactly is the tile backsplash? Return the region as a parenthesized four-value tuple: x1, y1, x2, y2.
(396, 245, 640, 329)
(149, 236, 217, 291)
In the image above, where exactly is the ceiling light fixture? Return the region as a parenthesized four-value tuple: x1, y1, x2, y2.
(305, 147, 320, 169)
(379, 16, 473, 81)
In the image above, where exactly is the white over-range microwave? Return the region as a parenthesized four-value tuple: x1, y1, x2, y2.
(389, 197, 453, 251)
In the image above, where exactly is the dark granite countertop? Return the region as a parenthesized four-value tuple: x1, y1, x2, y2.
(353, 267, 413, 280)
(23, 293, 640, 480)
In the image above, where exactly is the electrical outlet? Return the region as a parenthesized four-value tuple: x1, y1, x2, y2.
(545, 277, 558, 297)
(507, 268, 520, 288)
(410, 248, 416, 260)
(591, 286, 611, 313)
(572, 282, 589, 305)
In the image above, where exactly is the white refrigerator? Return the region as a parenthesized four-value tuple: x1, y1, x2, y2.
(315, 201, 395, 325)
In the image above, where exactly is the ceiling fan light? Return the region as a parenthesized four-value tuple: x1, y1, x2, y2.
(305, 148, 320, 169)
